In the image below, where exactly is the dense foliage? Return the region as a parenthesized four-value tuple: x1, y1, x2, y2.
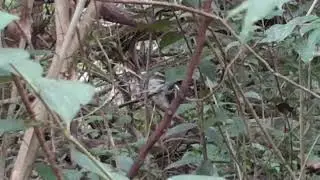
(2, 0, 320, 180)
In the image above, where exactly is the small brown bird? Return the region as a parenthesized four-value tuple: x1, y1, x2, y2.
(276, 102, 294, 114)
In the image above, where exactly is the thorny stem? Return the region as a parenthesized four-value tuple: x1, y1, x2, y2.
(127, 0, 213, 178)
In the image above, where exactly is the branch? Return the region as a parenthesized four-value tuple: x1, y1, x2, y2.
(47, 0, 87, 78)
(127, 0, 213, 178)
(100, 3, 138, 27)
(98, 0, 220, 20)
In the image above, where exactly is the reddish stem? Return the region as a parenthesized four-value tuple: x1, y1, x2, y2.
(127, 1, 213, 178)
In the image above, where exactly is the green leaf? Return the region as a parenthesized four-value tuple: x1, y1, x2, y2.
(164, 123, 198, 138)
(261, 16, 319, 43)
(196, 160, 216, 176)
(168, 175, 225, 180)
(114, 155, 134, 173)
(160, 31, 184, 50)
(295, 29, 320, 62)
(4, 1, 20, 9)
(0, 11, 19, 30)
(165, 65, 187, 84)
(132, 137, 147, 149)
(252, 143, 267, 151)
(227, 1, 249, 19)
(205, 127, 225, 148)
(227, 118, 246, 137)
(206, 144, 230, 162)
(300, 22, 320, 36)
(296, 15, 319, 24)
(295, 38, 313, 62)
(27, 49, 53, 57)
(206, 107, 229, 127)
(261, 23, 295, 43)
(269, 162, 281, 173)
(13, 60, 43, 79)
(165, 151, 202, 170)
(34, 163, 56, 180)
(239, 0, 290, 41)
(63, 169, 83, 180)
(86, 116, 104, 123)
(133, 109, 145, 120)
(305, 31, 320, 62)
(86, 172, 100, 180)
(0, 48, 43, 78)
(116, 115, 132, 126)
(199, 56, 216, 81)
(293, 16, 320, 36)
(0, 48, 30, 62)
(25, 78, 95, 127)
(137, 19, 172, 32)
(292, 15, 320, 30)
(90, 147, 116, 157)
(176, 103, 196, 114)
(244, 91, 262, 101)
(0, 76, 12, 83)
(70, 147, 129, 180)
(0, 119, 25, 135)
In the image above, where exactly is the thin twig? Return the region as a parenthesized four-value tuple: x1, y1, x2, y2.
(225, 131, 243, 180)
(143, 30, 153, 136)
(298, 134, 320, 180)
(299, 58, 306, 180)
(229, 73, 297, 180)
(217, 126, 244, 178)
(11, 74, 63, 180)
(194, 79, 208, 161)
(306, 0, 319, 16)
